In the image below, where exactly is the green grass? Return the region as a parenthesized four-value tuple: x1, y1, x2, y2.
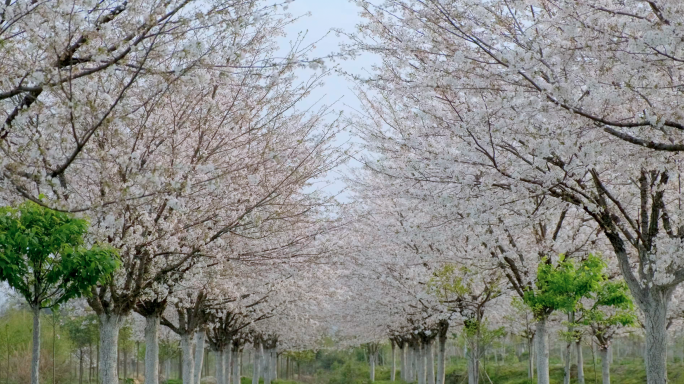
(273, 357, 684, 384)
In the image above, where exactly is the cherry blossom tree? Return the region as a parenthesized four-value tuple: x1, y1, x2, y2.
(346, 2, 684, 383)
(0, 2, 343, 381)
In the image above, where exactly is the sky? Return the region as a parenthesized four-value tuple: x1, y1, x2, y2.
(277, 0, 378, 201)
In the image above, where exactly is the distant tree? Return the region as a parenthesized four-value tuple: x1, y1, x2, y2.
(428, 264, 503, 384)
(575, 280, 636, 384)
(523, 255, 605, 383)
(65, 314, 99, 384)
(0, 201, 119, 384)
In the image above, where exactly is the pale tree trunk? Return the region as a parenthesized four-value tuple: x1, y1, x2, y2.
(400, 345, 406, 382)
(391, 341, 396, 382)
(370, 351, 376, 382)
(417, 344, 425, 384)
(215, 350, 224, 384)
(599, 346, 610, 384)
(194, 331, 205, 384)
(436, 333, 447, 384)
(252, 343, 260, 384)
(181, 333, 196, 384)
(643, 294, 668, 384)
(144, 316, 160, 384)
(466, 342, 478, 384)
(227, 344, 233, 384)
(535, 319, 550, 384)
(231, 347, 240, 384)
(31, 307, 40, 384)
(426, 340, 435, 384)
(264, 348, 271, 384)
(564, 313, 574, 384)
(576, 339, 585, 384)
(528, 337, 534, 380)
(413, 345, 419, 383)
(99, 314, 123, 384)
(164, 359, 170, 381)
(406, 346, 412, 382)
(271, 350, 277, 382)
(225, 346, 232, 384)
(408, 346, 413, 382)
(564, 341, 572, 384)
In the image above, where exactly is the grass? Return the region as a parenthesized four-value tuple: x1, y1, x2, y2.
(273, 357, 684, 384)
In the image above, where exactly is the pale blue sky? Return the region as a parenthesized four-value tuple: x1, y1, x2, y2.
(278, 0, 377, 201)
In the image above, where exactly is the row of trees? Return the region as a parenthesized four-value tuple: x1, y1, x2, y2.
(0, 1, 348, 384)
(5, 2, 684, 384)
(333, 2, 684, 384)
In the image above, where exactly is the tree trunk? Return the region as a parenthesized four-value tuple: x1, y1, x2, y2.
(194, 330, 205, 384)
(286, 356, 290, 380)
(528, 337, 534, 380)
(181, 333, 196, 384)
(124, 348, 128, 382)
(98, 313, 123, 384)
(564, 341, 572, 384)
(370, 351, 376, 382)
(437, 334, 446, 384)
(412, 345, 418, 383)
(216, 350, 225, 384)
(90, 343, 94, 384)
(31, 307, 40, 384)
(600, 346, 610, 384)
(399, 345, 405, 382)
(271, 350, 277, 381)
(406, 346, 411, 382)
(466, 342, 478, 384)
(417, 345, 425, 384)
(231, 346, 240, 384)
(577, 340, 585, 384)
(252, 343, 260, 384)
(179, 351, 182, 380)
(535, 319, 550, 384)
(564, 313, 574, 384)
(264, 348, 271, 384)
(80, 349, 85, 384)
(426, 340, 435, 384)
(643, 295, 669, 384)
(144, 315, 160, 384)
(391, 342, 396, 382)
(225, 346, 232, 384)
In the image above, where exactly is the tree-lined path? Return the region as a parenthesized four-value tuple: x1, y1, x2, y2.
(2, 1, 684, 384)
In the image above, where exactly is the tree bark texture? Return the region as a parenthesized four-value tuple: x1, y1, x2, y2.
(426, 340, 435, 384)
(181, 332, 196, 384)
(437, 332, 447, 384)
(231, 346, 240, 384)
(144, 316, 160, 384)
(98, 314, 123, 384)
(194, 330, 206, 384)
(391, 341, 396, 382)
(31, 307, 40, 384)
(535, 319, 550, 384)
(252, 343, 260, 384)
(577, 340, 585, 384)
(600, 346, 610, 384)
